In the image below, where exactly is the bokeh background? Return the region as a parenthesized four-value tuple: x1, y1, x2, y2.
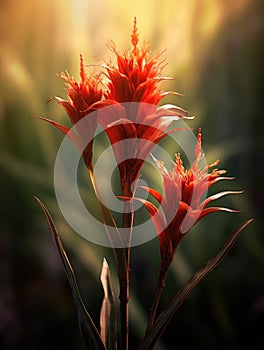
(0, 0, 263, 349)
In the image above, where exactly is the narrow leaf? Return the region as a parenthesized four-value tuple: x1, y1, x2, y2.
(35, 197, 106, 350)
(100, 258, 117, 350)
(137, 219, 253, 350)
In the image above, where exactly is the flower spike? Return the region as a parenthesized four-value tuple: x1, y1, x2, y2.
(131, 17, 139, 54)
(141, 130, 242, 279)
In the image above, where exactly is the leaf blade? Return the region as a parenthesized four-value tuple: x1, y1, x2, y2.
(35, 197, 106, 350)
(137, 219, 253, 350)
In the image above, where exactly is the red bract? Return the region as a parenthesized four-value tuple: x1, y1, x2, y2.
(38, 17, 190, 195)
(39, 55, 108, 169)
(98, 18, 190, 196)
(104, 17, 174, 105)
(140, 130, 241, 278)
(98, 103, 189, 197)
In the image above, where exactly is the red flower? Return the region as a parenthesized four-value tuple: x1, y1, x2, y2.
(139, 130, 241, 278)
(39, 18, 190, 197)
(39, 55, 108, 169)
(98, 18, 190, 196)
(104, 17, 175, 105)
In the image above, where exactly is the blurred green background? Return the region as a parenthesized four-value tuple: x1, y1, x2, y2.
(0, 0, 263, 349)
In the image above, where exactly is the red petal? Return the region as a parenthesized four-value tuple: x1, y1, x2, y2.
(35, 115, 70, 135)
(140, 199, 166, 236)
(97, 102, 126, 128)
(198, 207, 239, 221)
(157, 104, 189, 118)
(35, 115, 80, 150)
(201, 191, 243, 208)
(138, 185, 163, 204)
(52, 97, 80, 124)
(117, 195, 166, 236)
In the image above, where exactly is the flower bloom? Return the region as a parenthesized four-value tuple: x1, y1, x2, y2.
(104, 17, 173, 105)
(140, 130, 241, 280)
(39, 55, 109, 169)
(38, 19, 188, 182)
(39, 17, 190, 197)
(99, 18, 190, 196)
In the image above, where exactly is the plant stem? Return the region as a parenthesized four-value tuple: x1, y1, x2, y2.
(119, 183, 134, 350)
(89, 168, 133, 350)
(118, 250, 129, 350)
(148, 286, 163, 331)
(145, 273, 166, 334)
(89, 168, 127, 348)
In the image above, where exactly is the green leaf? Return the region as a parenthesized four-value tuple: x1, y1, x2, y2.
(35, 197, 106, 350)
(100, 258, 117, 350)
(137, 219, 253, 350)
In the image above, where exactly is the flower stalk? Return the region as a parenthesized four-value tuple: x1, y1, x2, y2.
(89, 167, 129, 349)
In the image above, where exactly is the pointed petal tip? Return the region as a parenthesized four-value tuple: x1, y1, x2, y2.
(34, 115, 70, 135)
(202, 190, 244, 207)
(215, 176, 236, 182)
(218, 207, 241, 213)
(33, 113, 45, 121)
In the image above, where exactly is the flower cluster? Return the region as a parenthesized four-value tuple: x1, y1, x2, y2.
(43, 18, 189, 195)
(41, 16, 241, 262)
(37, 17, 250, 350)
